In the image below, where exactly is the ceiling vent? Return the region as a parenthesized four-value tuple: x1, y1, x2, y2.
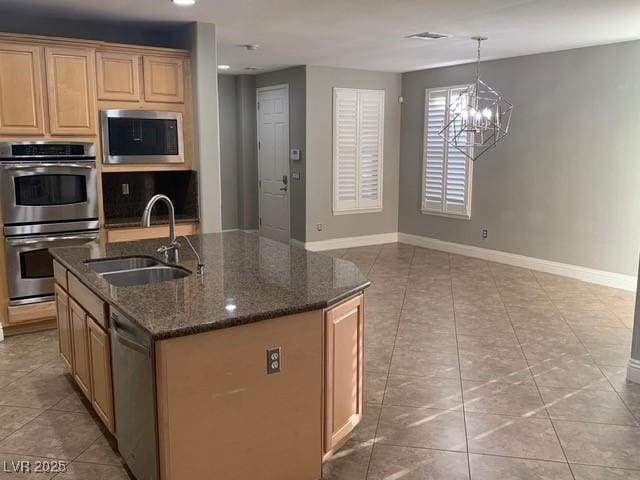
(407, 31, 450, 40)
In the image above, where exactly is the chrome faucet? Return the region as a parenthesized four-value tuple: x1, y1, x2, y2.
(141, 194, 180, 263)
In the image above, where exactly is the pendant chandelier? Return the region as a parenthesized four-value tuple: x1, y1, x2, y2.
(439, 36, 513, 162)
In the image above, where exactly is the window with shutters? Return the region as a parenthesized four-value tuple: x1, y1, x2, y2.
(422, 85, 473, 218)
(333, 88, 384, 214)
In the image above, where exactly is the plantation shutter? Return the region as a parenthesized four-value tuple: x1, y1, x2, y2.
(423, 89, 447, 211)
(333, 88, 384, 214)
(422, 86, 473, 218)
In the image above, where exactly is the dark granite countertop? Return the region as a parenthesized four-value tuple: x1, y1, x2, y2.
(50, 232, 369, 341)
(104, 214, 200, 228)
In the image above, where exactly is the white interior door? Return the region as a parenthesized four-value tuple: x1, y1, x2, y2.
(257, 85, 290, 243)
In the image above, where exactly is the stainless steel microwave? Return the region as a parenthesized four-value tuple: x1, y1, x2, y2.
(100, 109, 184, 164)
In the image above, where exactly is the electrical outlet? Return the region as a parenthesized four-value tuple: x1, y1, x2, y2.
(482, 229, 488, 239)
(267, 347, 281, 374)
(316, 223, 322, 231)
(122, 183, 130, 195)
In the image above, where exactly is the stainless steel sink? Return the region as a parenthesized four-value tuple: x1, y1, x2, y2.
(86, 256, 162, 274)
(101, 266, 190, 287)
(85, 256, 191, 287)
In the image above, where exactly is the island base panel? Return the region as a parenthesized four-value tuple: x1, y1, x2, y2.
(155, 309, 323, 480)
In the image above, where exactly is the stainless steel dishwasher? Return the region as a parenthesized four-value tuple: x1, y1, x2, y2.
(111, 309, 159, 480)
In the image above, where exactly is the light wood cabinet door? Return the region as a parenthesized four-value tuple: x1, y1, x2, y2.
(96, 51, 141, 102)
(143, 56, 184, 103)
(70, 298, 92, 400)
(45, 47, 97, 135)
(87, 316, 115, 433)
(0, 43, 45, 135)
(54, 284, 73, 371)
(324, 293, 364, 455)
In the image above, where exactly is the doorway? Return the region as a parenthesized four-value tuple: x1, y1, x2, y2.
(256, 85, 290, 243)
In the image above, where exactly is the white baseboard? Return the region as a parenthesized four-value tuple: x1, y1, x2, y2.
(300, 232, 399, 252)
(398, 232, 637, 291)
(0, 325, 4, 342)
(628, 358, 640, 384)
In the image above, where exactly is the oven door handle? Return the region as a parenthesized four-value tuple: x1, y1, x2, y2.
(6, 233, 99, 246)
(4, 163, 94, 170)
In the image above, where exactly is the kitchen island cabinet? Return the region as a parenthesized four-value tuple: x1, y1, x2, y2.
(50, 232, 369, 480)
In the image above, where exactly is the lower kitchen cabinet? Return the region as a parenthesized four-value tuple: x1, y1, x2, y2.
(324, 293, 364, 457)
(87, 317, 115, 433)
(70, 298, 92, 400)
(54, 264, 115, 434)
(54, 284, 73, 370)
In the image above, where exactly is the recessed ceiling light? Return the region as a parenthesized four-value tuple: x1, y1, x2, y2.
(242, 44, 260, 51)
(171, 0, 196, 6)
(407, 31, 450, 40)
(217, 64, 230, 70)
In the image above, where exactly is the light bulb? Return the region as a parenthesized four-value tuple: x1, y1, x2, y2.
(482, 108, 492, 119)
(171, 0, 196, 5)
(218, 64, 230, 70)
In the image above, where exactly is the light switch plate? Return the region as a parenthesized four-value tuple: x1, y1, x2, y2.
(267, 347, 282, 374)
(122, 183, 130, 195)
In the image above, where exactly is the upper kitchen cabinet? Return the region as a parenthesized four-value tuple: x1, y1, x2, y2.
(45, 47, 97, 136)
(143, 56, 185, 103)
(96, 51, 141, 102)
(0, 43, 46, 135)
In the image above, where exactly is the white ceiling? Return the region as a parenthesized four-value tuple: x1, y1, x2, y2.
(1, 0, 640, 74)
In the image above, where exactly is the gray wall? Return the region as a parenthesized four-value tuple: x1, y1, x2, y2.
(256, 67, 307, 242)
(218, 75, 239, 230)
(400, 40, 640, 276)
(236, 76, 259, 230)
(187, 22, 222, 233)
(217, 74, 258, 231)
(305, 66, 401, 242)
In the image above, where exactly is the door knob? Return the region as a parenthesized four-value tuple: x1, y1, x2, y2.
(280, 186, 288, 192)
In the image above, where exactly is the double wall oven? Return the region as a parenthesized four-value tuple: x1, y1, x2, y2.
(1, 142, 99, 306)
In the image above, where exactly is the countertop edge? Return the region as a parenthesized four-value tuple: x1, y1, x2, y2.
(51, 251, 370, 341)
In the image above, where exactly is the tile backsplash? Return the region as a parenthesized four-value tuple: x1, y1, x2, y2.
(102, 170, 199, 222)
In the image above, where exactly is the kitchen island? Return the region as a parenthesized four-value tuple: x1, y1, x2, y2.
(49, 231, 369, 480)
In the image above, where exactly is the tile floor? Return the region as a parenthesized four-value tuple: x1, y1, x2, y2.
(322, 243, 640, 480)
(0, 242, 636, 479)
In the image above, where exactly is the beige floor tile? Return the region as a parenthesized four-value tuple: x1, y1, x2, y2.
(463, 381, 547, 418)
(539, 387, 637, 425)
(466, 413, 566, 461)
(368, 445, 469, 480)
(530, 359, 613, 391)
(322, 440, 371, 480)
(0, 453, 62, 479)
(571, 326, 632, 345)
(390, 348, 460, 379)
(584, 343, 631, 367)
(364, 370, 387, 405)
(554, 420, 640, 470)
(0, 411, 101, 460)
(350, 404, 380, 443)
(383, 375, 463, 410)
(0, 372, 75, 409)
(376, 405, 467, 452)
(469, 453, 574, 480)
(457, 335, 525, 359)
(570, 464, 640, 479)
(460, 354, 533, 384)
(75, 436, 123, 466)
(53, 462, 130, 480)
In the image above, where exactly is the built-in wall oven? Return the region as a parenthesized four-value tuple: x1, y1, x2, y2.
(101, 109, 184, 164)
(0, 142, 99, 305)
